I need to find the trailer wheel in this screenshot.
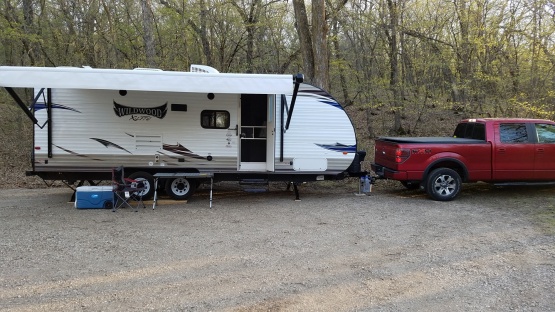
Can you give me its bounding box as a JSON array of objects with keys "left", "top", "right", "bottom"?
[
  {"left": 165, "top": 177, "right": 197, "bottom": 200},
  {"left": 425, "top": 168, "right": 461, "bottom": 201},
  {"left": 128, "top": 171, "right": 155, "bottom": 200}
]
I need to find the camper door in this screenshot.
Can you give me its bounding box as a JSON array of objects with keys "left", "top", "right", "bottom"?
[{"left": 238, "top": 94, "right": 275, "bottom": 171}]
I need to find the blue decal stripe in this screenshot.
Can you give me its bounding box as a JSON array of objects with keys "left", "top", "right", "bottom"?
[
  {"left": 298, "top": 90, "right": 343, "bottom": 110},
  {"left": 35, "top": 103, "right": 81, "bottom": 113},
  {"left": 316, "top": 143, "right": 356, "bottom": 153},
  {"left": 319, "top": 100, "right": 343, "bottom": 109}
]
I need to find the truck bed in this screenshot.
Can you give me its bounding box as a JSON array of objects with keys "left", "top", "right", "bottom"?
[{"left": 377, "top": 137, "right": 486, "bottom": 144}]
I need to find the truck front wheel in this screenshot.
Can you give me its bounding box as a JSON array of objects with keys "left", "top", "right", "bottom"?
[{"left": 425, "top": 168, "right": 461, "bottom": 201}]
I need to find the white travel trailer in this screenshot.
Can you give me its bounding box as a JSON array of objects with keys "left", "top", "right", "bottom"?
[{"left": 0, "top": 65, "right": 366, "bottom": 200}]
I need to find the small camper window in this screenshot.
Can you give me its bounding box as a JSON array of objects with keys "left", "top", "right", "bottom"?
[{"left": 201, "top": 110, "right": 230, "bottom": 129}]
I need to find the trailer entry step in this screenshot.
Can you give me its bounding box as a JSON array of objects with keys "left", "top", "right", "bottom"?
[{"left": 239, "top": 179, "right": 269, "bottom": 193}]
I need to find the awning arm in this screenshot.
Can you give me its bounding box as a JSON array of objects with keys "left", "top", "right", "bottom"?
[
  {"left": 280, "top": 94, "right": 286, "bottom": 162},
  {"left": 4, "top": 87, "right": 39, "bottom": 125},
  {"left": 284, "top": 74, "right": 303, "bottom": 130}
]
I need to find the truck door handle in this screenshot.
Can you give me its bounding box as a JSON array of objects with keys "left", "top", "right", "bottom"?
[
  {"left": 497, "top": 148, "right": 506, "bottom": 153},
  {"left": 537, "top": 148, "right": 545, "bottom": 153}
]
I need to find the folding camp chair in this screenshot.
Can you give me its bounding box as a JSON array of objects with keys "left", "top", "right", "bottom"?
[{"left": 112, "top": 166, "right": 147, "bottom": 212}]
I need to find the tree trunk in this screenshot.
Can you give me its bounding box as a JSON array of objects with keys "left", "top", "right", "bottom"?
[
  {"left": 331, "top": 19, "right": 351, "bottom": 106},
  {"left": 386, "top": 0, "right": 403, "bottom": 134},
  {"left": 141, "top": 0, "right": 156, "bottom": 68},
  {"left": 311, "top": 0, "right": 329, "bottom": 90},
  {"left": 292, "top": 0, "right": 314, "bottom": 83},
  {"left": 198, "top": 0, "right": 213, "bottom": 67},
  {"left": 455, "top": 0, "right": 471, "bottom": 105},
  {"left": 22, "top": 0, "right": 36, "bottom": 65},
  {"left": 246, "top": 0, "right": 261, "bottom": 73},
  {"left": 230, "top": 0, "right": 262, "bottom": 73}
]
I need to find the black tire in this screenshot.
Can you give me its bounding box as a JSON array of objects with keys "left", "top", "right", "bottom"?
[
  {"left": 127, "top": 171, "right": 155, "bottom": 200},
  {"left": 165, "top": 177, "right": 197, "bottom": 200},
  {"left": 425, "top": 168, "right": 461, "bottom": 201},
  {"left": 400, "top": 181, "right": 421, "bottom": 190},
  {"left": 103, "top": 200, "right": 113, "bottom": 209}
]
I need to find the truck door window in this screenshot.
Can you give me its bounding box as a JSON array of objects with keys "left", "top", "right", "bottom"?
[
  {"left": 499, "top": 123, "right": 528, "bottom": 143},
  {"left": 535, "top": 124, "right": 555, "bottom": 143}
]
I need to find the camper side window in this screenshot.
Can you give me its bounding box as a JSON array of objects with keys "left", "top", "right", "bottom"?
[{"left": 201, "top": 110, "right": 230, "bottom": 129}]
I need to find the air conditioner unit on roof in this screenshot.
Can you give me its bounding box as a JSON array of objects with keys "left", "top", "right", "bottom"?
[{"left": 190, "top": 64, "right": 219, "bottom": 73}]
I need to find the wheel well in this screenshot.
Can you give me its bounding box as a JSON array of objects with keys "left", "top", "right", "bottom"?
[{"left": 424, "top": 160, "right": 467, "bottom": 182}]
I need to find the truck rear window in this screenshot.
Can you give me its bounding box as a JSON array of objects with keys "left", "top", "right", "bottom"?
[{"left": 453, "top": 123, "right": 485, "bottom": 140}]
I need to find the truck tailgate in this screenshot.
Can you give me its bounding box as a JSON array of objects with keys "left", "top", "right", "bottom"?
[{"left": 373, "top": 139, "right": 403, "bottom": 169}]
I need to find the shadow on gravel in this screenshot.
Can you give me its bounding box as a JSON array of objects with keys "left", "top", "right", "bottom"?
[{"left": 377, "top": 181, "right": 555, "bottom": 235}]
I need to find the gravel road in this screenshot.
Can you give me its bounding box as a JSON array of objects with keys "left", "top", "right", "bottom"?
[{"left": 1, "top": 182, "right": 554, "bottom": 311}]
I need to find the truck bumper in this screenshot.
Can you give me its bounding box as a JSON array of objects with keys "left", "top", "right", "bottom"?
[{"left": 371, "top": 163, "right": 408, "bottom": 180}]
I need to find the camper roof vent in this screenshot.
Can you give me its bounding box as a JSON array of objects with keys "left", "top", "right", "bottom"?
[{"left": 190, "top": 64, "right": 219, "bottom": 73}]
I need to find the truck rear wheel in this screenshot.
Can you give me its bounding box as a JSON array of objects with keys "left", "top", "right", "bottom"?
[
  {"left": 425, "top": 168, "right": 461, "bottom": 201},
  {"left": 165, "top": 177, "right": 197, "bottom": 200}
]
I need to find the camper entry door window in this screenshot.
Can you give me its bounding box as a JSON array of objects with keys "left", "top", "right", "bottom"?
[{"left": 240, "top": 94, "right": 267, "bottom": 163}]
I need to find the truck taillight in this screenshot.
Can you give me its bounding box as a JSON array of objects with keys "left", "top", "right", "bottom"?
[{"left": 395, "top": 148, "right": 410, "bottom": 163}]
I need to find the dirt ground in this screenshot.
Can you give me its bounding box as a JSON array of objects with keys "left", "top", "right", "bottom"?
[{"left": 1, "top": 181, "right": 554, "bottom": 311}]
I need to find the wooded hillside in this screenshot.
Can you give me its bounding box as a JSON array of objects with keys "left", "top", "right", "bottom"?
[{"left": 1, "top": 0, "right": 554, "bottom": 186}]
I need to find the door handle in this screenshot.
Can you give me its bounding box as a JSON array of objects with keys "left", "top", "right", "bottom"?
[
  {"left": 497, "top": 148, "right": 506, "bottom": 153},
  {"left": 228, "top": 125, "right": 238, "bottom": 136}
]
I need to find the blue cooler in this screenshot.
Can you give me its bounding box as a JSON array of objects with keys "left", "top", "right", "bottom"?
[{"left": 75, "top": 186, "right": 114, "bottom": 209}]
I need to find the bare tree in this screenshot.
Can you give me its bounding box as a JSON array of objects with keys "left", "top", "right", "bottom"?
[
  {"left": 329, "top": 0, "right": 351, "bottom": 106},
  {"left": 141, "top": 0, "right": 157, "bottom": 68},
  {"left": 229, "top": 0, "right": 262, "bottom": 73},
  {"left": 22, "top": 0, "right": 36, "bottom": 65},
  {"left": 160, "top": 0, "right": 213, "bottom": 66},
  {"left": 292, "top": 0, "right": 314, "bottom": 82},
  {"left": 311, "top": 0, "right": 329, "bottom": 90},
  {"left": 385, "top": 0, "right": 404, "bottom": 134}
]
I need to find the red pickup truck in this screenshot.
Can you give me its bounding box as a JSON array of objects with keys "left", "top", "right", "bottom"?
[{"left": 371, "top": 118, "right": 555, "bottom": 201}]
